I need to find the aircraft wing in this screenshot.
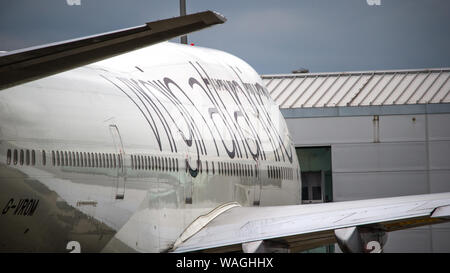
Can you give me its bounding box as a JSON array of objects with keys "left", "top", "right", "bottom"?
[
  {"left": 171, "top": 192, "right": 450, "bottom": 253},
  {"left": 0, "top": 10, "right": 226, "bottom": 90}
]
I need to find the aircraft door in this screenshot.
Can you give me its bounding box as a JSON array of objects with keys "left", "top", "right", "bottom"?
[{"left": 109, "top": 124, "right": 126, "bottom": 200}]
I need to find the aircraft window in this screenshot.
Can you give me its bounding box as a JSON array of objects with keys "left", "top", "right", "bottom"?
[
  {"left": 31, "top": 150, "right": 36, "bottom": 166},
  {"left": 112, "top": 154, "right": 116, "bottom": 168},
  {"left": 87, "top": 153, "right": 91, "bottom": 167},
  {"left": 117, "top": 154, "right": 120, "bottom": 169},
  {"left": 168, "top": 158, "right": 172, "bottom": 171},
  {"left": 7, "top": 149, "right": 11, "bottom": 165},
  {"left": 158, "top": 157, "right": 161, "bottom": 171},
  {"left": 106, "top": 153, "right": 110, "bottom": 168},
  {"left": 72, "top": 151, "right": 76, "bottom": 166},
  {"left": 94, "top": 153, "right": 98, "bottom": 168},
  {"left": 51, "top": 151, "right": 55, "bottom": 166},
  {"left": 63, "top": 151, "right": 67, "bottom": 166},
  {"left": 25, "top": 149, "right": 30, "bottom": 165},
  {"left": 131, "top": 155, "right": 134, "bottom": 169},
  {"left": 143, "top": 156, "right": 147, "bottom": 170},
  {"left": 13, "top": 149, "right": 18, "bottom": 165},
  {"left": 41, "top": 150, "right": 46, "bottom": 166},
  {"left": 250, "top": 165, "right": 253, "bottom": 177},
  {"left": 212, "top": 161, "right": 215, "bottom": 175},
  {"left": 164, "top": 157, "right": 167, "bottom": 172},
  {"left": 150, "top": 156, "right": 154, "bottom": 170},
  {"left": 101, "top": 153, "right": 105, "bottom": 168},
  {"left": 67, "top": 151, "right": 71, "bottom": 166},
  {"left": 176, "top": 158, "right": 179, "bottom": 172},
  {"left": 56, "top": 151, "right": 60, "bottom": 166},
  {"left": 19, "top": 150, "right": 24, "bottom": 165}
]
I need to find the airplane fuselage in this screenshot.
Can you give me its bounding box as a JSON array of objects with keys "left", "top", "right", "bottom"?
[{"left": 0, "top": 42, "right": 300, "bottom": 252}]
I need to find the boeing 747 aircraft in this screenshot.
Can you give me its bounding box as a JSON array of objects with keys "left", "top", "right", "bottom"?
[{"left": 0, "top": 11, "right": 449, "bottom": 253}]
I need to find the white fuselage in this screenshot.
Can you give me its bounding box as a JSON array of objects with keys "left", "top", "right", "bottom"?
[{"left": 0, "top": 42, "right": 300, "bottom": 252}]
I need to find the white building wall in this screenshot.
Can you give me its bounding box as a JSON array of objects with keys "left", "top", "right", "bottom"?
[{"left": 285, "top": 113, "right": 450, "bottom": 252}]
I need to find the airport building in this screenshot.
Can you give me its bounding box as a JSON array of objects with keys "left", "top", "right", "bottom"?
[{"left": 262, "top": 68, "right": 450, "bottom": 252}]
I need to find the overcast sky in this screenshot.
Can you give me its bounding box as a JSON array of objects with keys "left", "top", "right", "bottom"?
[{"left": 1, "top": 0, "right": 449, "bottom": 74}]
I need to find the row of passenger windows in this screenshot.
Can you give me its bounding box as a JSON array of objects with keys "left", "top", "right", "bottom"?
[
  {"left": 215, "top": 161, "right": 257, "bottom": 178},
  {"left": 268, "top": 166, "right": 293, "bottom": 180},
  {"left": 50, "top": 150, "right": 123, "bottom": 169},
  {"left": 131, "top": 154, "right": 179, "bottom": 172},
  {"left": 6, "top": 148, "right": 123, "bottom": 169},
  {"left": 5, "top": 148, "right": 294, "bottom": 180},
  {"left": 6, "top": 149, "right": 37, "bottom": 166}
]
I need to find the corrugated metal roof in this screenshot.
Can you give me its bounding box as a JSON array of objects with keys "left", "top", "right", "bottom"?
[{"left": 261, "top": 68, "right": 450, "bottom": 109}]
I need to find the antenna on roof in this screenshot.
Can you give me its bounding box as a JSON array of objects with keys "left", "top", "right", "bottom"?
[{"left": 180, "top": 0, "right": 188, "bottom": 44}]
